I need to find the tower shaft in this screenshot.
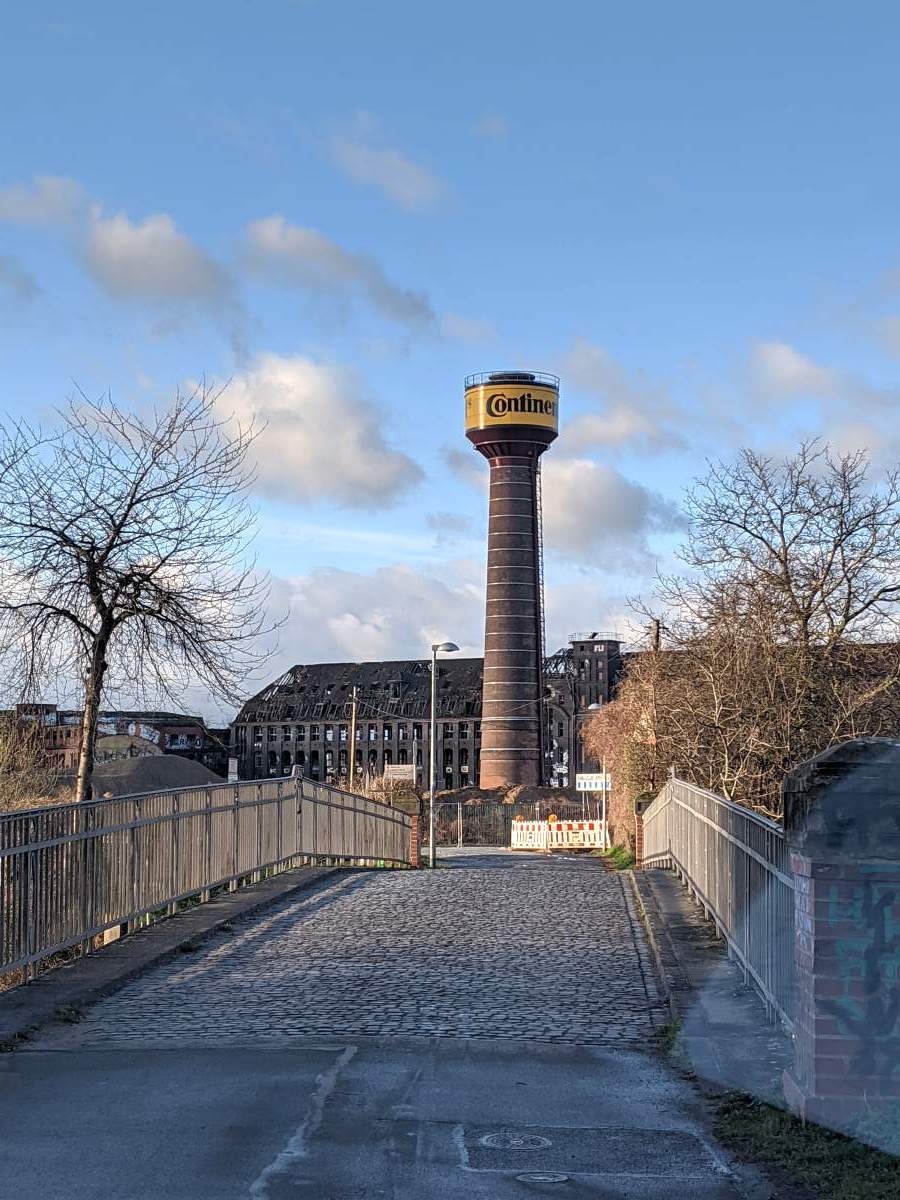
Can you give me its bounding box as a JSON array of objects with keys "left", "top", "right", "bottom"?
[
  {"left": 480, "top": 448, "right": 546, "bottom": 789},
  {"left": 464, "top": 370, "right": 560, "bottom": 792}
]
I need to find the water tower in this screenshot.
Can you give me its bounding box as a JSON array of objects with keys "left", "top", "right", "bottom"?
[{"left": 465, "top": 370, "right": 559, "bottom": 789}]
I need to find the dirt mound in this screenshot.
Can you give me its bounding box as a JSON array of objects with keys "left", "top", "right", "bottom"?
[
  {"left": 437, "top": 783, "right": 580, "bottom": 806},
  {"left": 91, "top": 754, "right": 223, "bottom": 797}
]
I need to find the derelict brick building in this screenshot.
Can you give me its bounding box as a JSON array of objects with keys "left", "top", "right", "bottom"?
[{"left": 230, "top": 632, "right": 621, "bottom": 789}]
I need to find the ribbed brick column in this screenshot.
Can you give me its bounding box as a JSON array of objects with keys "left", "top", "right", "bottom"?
[
  {"left": 781, "top": 739, "right": 900, "bottom": 1135},
  {"left": 479, "top": 451, "right": 544, "bottom": 789}
]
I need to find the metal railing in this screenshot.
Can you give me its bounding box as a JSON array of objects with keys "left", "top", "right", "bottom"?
[
  {"left": 642, "top": 778, "right": 795, "bottom": 1029},
  {"left": 0, "top": 776, "right": 412, "bottom": 973}
]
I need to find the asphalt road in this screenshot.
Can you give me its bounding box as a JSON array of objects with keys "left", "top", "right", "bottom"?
[{"left": 1, "top": 851, "right": 751, "bottom": 1198}]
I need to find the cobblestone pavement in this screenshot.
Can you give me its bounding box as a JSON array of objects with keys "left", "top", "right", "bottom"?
[{"left": 40, "top": 850, "right": 666, "bottom": 1049}]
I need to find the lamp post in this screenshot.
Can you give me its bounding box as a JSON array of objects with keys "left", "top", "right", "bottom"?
[
  {"left": 429, "top": 641, "right": 459, "bottom": 868},
  {"left": 583, "top": 702, "right": 603, "bottom": 827}
]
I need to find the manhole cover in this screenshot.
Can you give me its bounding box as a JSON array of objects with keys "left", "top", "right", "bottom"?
[
  {"left": 481, "top": 1131, "right": 552, "bottom": 1151},
  {"left": 516, "top": 1172, "right": 569, "bottom": 1183}
]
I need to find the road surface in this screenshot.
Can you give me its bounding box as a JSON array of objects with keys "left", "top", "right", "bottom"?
[{"left": 1, "top": 850, "right": 751, "bottom": 1198}]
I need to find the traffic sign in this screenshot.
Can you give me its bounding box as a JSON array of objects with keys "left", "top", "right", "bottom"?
[{"left": 575, "top": 772, "right": 611, "bottom": 793}]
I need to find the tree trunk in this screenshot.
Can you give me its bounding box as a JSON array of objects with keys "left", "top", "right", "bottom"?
[{"left": 74, "top": 628, "right": 111, "bottom": 805}]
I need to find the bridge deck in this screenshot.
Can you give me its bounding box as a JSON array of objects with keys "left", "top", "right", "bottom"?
[{"left": 2, "top": 850, "right": 748, "bottom": 1198}]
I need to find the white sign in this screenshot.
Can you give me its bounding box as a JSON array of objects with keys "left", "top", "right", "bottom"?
[
  {"left": 384, "top": 763, "right": 416, "bottom": 783},
  {"left": 576, "top": 772, "right": 611, "bottom": 793},
  {"left": 227, "top": 756, "right": 239, "bottom": 783}
]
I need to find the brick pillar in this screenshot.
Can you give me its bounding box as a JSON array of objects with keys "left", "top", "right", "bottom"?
[
  {"left": 408, "top": 814, "right": 421, "bottom": 868},
  {"left": 782, "top": 738, "right": 900, "bottom": 1131},
  {"left": 633, "top": 793, "right": 653, "bottom": 869}
]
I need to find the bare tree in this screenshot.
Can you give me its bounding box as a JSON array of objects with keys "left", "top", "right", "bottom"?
[
  {"left": 0, "top": 385, "right": 273, "bottom": 803},
  {"left": 586, "top": 442, "right": 900, "bottom": 817},
  {"left": 0, "top": 715, "right": 62, "bottom": 812}
]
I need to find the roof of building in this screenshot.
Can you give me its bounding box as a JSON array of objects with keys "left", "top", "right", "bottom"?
[
  {"left": 236, "top": 658, "right": 487, "bottom": 724},
  {"left": 233, "top": 646, "right": 605, "bottom": 725}
]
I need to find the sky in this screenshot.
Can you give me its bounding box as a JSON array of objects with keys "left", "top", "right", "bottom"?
[{"left": 1, "top": 3, "right": 900, "bottom": 719}]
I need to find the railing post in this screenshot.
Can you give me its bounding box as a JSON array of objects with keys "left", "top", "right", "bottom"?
[
  {"left": 128, "top": 798, "right": 142, "bottom": 934},
  {"left": 201, "top": 788, "right": 212, "bottom": 903},
  {"left": 407, "top": 814, "right": 421, "bottom": 868},
  {"left": 229, "top": 784, "right": 239, "bottom": 892},
  {"left": 633, "top": 793, "right": 653, "bottom": 869},
  {"left": 167, "top": 793, "right": 180, "bottom": 916}
]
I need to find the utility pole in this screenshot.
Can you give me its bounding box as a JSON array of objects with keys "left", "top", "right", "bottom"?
[
  {"left": 429, "top": 641, "right": 459, "bottom": 869},
  {"left": 650, "top": 617, "right": 661, "bottom": 652},
  {"left": 348, "top": 685, "right": 358, "bottom": 791}
]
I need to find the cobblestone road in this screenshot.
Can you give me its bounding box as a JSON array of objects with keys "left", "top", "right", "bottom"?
[{"left": 42, "top": 850, "right": 665, "bottom": 1049}]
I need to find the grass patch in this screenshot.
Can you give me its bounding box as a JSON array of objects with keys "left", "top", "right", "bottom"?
[
  {"left": 652, "top": 1016, "right": 683, "bottom": 1055},
  {"left": 595, "top": 844, "right": 635, "bottom": 870},
  {"left": 713, "top": 1091, "right": 900, "bottom": 1200},
  {"left": 55, "top": 1005, "right": 83, "bottom": 1025}
]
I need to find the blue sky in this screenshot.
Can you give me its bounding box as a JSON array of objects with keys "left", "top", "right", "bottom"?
[{"left": 2, "top": 3, "right": 900, "bottom": 716}]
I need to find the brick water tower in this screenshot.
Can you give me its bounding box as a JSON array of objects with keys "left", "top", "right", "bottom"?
[{"left": 465, "top": 371, "right": 559, "bottom": 788}]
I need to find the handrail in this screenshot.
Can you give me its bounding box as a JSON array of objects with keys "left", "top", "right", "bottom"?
[
  {"left": 641, "top": 777, "right": 795, "bottom": 1030},
  {"left": 0, "top": 774, "right": 413, "bottom": 975}
]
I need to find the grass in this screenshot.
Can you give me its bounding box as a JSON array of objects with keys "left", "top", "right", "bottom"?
[
  {"left": 652, "top": 1015, "right": 683, "bottom": 1055},
  {"left": 713, "top": 1091, "right": 900, "bottom": 1200},
  {"left": 593, "top": 844, "right": 636, "bottom": 870}
]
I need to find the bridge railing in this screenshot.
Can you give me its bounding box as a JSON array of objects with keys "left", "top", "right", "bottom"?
[
  {"left": 642, "top": 777, "right": 795, "bottom": 1029},
  {"left": 0, "top": 776, "right": 412, "bottom": 974}
]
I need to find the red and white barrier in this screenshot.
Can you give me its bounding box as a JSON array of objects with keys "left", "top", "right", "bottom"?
[{"left": 511, "top": 819, "right": 607, "bottom": 851}]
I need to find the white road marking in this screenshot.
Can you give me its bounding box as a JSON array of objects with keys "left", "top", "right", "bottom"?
[{"left": 248, "top": 1044, "right": 357, "bottom": 1198}]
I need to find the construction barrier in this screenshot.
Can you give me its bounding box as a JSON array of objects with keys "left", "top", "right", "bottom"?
[{"left": 510, "top": 818, "right": 606, "bottom": 851}]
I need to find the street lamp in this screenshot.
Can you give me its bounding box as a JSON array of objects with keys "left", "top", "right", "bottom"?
[
  {"left": 429, "top": 640, "right": 459, "bottom": 868},
  {"left": 584, "top": 702, "right": 607, "bottom": 846}
]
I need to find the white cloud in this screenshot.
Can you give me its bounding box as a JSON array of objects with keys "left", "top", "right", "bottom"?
[
  {"left": 750, "top": 339, "right": 900, "bottom": 464},
  {"left": 219, "top": 353, "right": 424, "bottom": 509},
  {"left": 263, "top": 561, "right": 484, "bottom": 669},
  {"left": 559, "top": 338, "right": 687, "bottom": 453},
  {"left": 0, "top": 254, "right": 39, "bottom": 303},
  {"left": 243, "top": 215, "right": 434, "bottom": 327},
  {"left": 84, "top": 210, "right": 230, "bottom": 303},
  {"left": 0, "top": 175, "right": 86, "bottom": 225},
  {"left": 442, "top": 445, "right": 488, "bottom": 491},
  {"left": 473, "top": 110, "right": 509, "bottom": 138},
  {"left": 329, "top": 132, "right": 443, "bottom": 211},
  {"left": 425, "top": 511, "right": 476, "bottom": 547},
  {"left": 752, "top": 340, "right": 837, "bottom": 395},
  {"left": 542, "top": 457, "right": 681, "bottom": 565},
  {"left": 439, "top": 312, "right": 495, "bottom": 344}
]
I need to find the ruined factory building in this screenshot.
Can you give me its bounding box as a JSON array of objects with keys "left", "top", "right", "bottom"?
[{"left": 231, "top": 634, "right": 621, "bottom": 789}]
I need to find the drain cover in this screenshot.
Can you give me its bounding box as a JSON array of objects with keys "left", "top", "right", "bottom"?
[
  {"left": 516, "top": 1173, "right": 569, "bottom": 1183},
  {"left": 466, "top": 1124, "right": 713, "bottom": 1175},
  {"left": 480, "top": 1131, "right": 552, "bottom": 1150}
]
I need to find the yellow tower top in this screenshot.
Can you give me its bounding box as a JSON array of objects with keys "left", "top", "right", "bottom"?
[{"left": 465, "top": 370, "right": 559, "bottom": 440}]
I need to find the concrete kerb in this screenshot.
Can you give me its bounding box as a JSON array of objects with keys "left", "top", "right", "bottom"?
[
  {"left": 0, "top": 864, "right": 341, "bottom": 1050},
  {"left": 627, "top": 868, "right": 692, "bottom": 1021}
]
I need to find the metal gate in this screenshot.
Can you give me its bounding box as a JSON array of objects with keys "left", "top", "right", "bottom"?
[{"left": 426, "top": 799, "right": 595, "bottom": 847}]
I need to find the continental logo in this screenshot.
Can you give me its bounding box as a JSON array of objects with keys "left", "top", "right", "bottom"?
[{"left": 465, "top": 384, "right": 559, "bottom": 432}]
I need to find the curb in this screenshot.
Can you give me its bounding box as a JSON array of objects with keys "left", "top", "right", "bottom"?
[
  {"left": 626, "top": 869, "right": 691, "bottom": 1019},
  {"left": 0, "top": 864, "right": 341, "bottom": 1049}
]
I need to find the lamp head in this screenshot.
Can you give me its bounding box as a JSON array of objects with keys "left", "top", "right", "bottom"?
[{"left": 431, "top": 641, "right": 460, "bottom": 653}]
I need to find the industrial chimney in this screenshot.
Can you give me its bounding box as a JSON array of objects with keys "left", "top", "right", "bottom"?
[{"left": 465, "top": 370, "right": 559, "bottom": 789}]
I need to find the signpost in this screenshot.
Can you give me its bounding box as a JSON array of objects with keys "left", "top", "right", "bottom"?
[
  {"left": 574, "top": 771, "right": 611, "bottom": 848},
  {"left": 384, "top": 763, "right": 416, "bottom": 784},
  {"left": 575, "top": 772, "right": 611, "bottom": 792}
]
